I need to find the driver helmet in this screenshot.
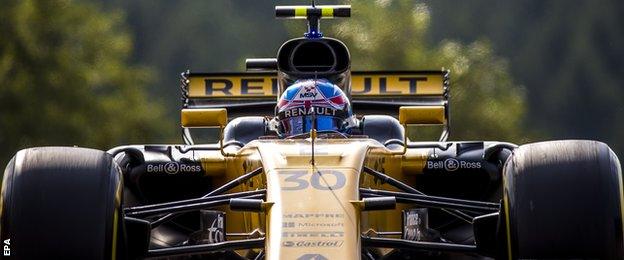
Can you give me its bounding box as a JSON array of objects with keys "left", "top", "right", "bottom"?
[{"left": 275, "top": 79, "right": 355, "bottom": 137}]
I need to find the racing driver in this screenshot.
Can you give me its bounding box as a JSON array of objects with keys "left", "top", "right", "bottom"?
[{"left": 272, "top": 79, "right": 357, "bottom": 137}]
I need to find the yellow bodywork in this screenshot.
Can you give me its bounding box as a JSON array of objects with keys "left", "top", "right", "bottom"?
[
  {"left": 180, "top": 108, "right": 228, "bottom": 128},
  {"left": 399, "top": 106, "right": 446, "bottom": 125},
  {"left": 196, "top": 138, "right": 430, "bottom": 260}
]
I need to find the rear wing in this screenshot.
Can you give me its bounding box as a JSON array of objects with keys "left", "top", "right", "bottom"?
[{"left": 180, "top": 70, "right": 449, "bottom": 117}]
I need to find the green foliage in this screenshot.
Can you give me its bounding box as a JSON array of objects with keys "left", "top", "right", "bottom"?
[
  {"left": 427, "top": 0, "right": 624, "bottom": 152},
  {"left": 328, "top": 0, "right": 527, "bottom": 141},
  {"left": 0, "top": 0, "right": 171, "bottom": 163},
  {"left": 101, "top": 0, "right": 292, "bottom": 116}
]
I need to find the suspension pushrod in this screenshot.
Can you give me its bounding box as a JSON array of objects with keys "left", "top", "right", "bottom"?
[
  {"left": 127, "top": 194, "right": 264, "bottom": 218},
  {"left": 150, "top": 167, "right": 263, "bottom": 226},
  {"left": 363, "top": 193, "right": 498, "bottom": 213},
  {"left": 362, "top": 236, "right": 477, "bottom": 253},
  {"left": 146, "top": 237, "right": 265, "bottom": 258},
  {"left": 362, "top": 166, "right": 474, "bottom": 223},
  {"left": 205, "top": 167, "right": 264, "bottom": 197},
  {"left": 125, "top": 189, "right": 266, "bottom": 215},
  {"left": 360, "top": 188, "right": 499, "bottom": 212}
]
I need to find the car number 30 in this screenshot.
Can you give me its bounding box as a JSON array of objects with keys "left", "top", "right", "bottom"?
[{"left": 280, "top": 170, "right": 346, "bottom": 191}]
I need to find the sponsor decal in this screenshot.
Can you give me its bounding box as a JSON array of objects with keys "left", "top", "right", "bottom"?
[
  {"left": 282, "top": 231, "right": 344, "bottom": 238},
  {"left": 282, "top": 222, "right": 295, "bottom": 228},
  {"left": 145, "top": 162, "right": 202, "bottom": 175},
  {"left": 283, "top": 106, "right": 337, "bottom": 118},
  {"left": 206, "top": 214, "right": 225, "bottom": 244},
  {"left": 188, "top": 73, "right": 445, "bottom": 97},
  {"left": 283, "top": 240, "right": 344, "bottom": 248},
  {"left": 282, "top": 222, "right": 344, "bottom": 228},
  {"left": 444, "top": 158, "right": 460, "bottom": 171},
  {"left": 300, "top": 222, "right": 344, "bottom": 228},
  {"left": 191, "top": 76, "right": 278, "bottom": 97},
  {"left": 164, "top": 162, "right": 179, "bottom": 174},
  {"left": 282, "top": 213, "right": 345, "bottom": 219},
  {"left": 299, "top": 91, "right": 317, "bottom": 99},
  {"left": 296, "top": 85, "right": 320, "bottom": 100},
  {"left": 297, "top": 254, "right": 329, "bottom": 260},
  {"left": 403, "top": 211, "right": 424, "bottom": 241},
  {"left": 426, "top": 158, "right": 481, "bottom": 171}
]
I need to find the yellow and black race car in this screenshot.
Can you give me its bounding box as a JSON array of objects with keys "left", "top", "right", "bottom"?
[{"left": 2, "top": 3, "right": 622, "bottom": 260}]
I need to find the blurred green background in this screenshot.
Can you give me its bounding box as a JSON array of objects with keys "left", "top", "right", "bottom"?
[{"left": 1, "top": 0, "right": 623, "bottom": 164}]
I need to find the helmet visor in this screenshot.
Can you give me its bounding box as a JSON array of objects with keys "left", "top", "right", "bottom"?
[{"left": 280, "top": 115, "right": 344, "bottom": 137}]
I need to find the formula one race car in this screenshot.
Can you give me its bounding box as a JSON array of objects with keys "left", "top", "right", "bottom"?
[{"left": 2, "top": 4, "right": 623, "bottom": 260}]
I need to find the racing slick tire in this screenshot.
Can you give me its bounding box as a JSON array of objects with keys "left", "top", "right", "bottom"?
[
  {"left": 1, "top": 147, "right": 123, "bottom": 259},
  {"left": 502, "top": 140, "right": 623, "bottom": 259}
]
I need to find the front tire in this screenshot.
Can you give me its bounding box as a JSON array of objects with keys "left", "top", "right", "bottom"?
[
  {"left": 502, "top": 140, "right": 624, "bottom": 259},
  {"left": 1, "top": 147, "right": 123, "bottom": 259}
]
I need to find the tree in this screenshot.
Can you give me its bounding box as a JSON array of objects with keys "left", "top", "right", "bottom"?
[
  {"left": 0, "top": 0, "right": 171, "bottom": 164},
  {"left": 427, "top": 0, "right": 624, "bottom": 153},
  {"left": 101, "top": 0, "right": 292, "bottom": 117},
  {"left": 326, "top": 0, "right": 527, "bottom": 141}
]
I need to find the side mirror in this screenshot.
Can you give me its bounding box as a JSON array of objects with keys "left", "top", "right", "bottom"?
[
  {"left": 181, "top": 108, "right": 228, "bottom": 128},
  {"left": 398, "top": 105, "right": 449, "bottom": 145},
  {"left": 399, "top": 106, "right": 446, "bottom": 125},
  {"left": 180, "top": 108, "right": 232, "bottom": 156}
]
